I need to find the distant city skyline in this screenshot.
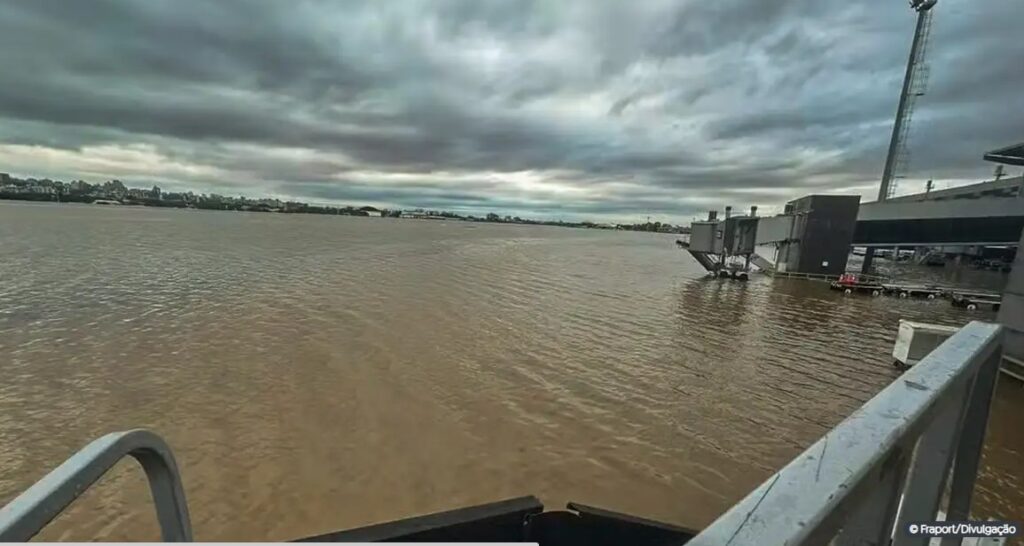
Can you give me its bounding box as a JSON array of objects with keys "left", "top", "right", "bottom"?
[
  {"left": 0, "top": 1, "right": 1021, "bottom": 223},
  {"left": 0, "top": 170, "right": 686, "bottom": 232}
]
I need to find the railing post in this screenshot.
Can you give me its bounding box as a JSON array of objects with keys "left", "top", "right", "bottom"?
[
  {"left": 834, "top": 448, "right": 910, "bottom": 546},
  {"left": 685, "top": 321, "right": 1002, "bottom": 546},
  {"left": 939, "top": 346, "right": 1001, "bottom": 546},
  {"left": 891, "top": 380, "right": 972, "bottom": 546},
  {"left": 133, "top": 446, "right": 193, "bottom": 542}
]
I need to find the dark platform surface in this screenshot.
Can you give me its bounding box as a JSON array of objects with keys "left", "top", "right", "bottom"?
[{"left": 295, "top": 496, "right": 697, "bottom": 545}]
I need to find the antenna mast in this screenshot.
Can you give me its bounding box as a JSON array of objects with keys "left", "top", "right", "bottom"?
[{"left": 878, "top": 0, "right": 938, "bottom": 201}]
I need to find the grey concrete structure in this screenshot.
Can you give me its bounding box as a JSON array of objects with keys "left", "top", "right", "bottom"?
[
  {"left": 854, "top": 177, "right": 1024, "bottom": 247},
  {"left": 858, "top": 197, "right": 1023, "bottom": 220},
  {"left": 997, "top": 229, "right": 1024, "bottom": 365},
  {"left": 986, "top": 142, "right": 1024, "bottom": 370},
  {"left": 773, "top": 195, "right": 861, "bottom": 276},
  {"left": 883, "top": 175, "right": 1023, "bottom": 203}
]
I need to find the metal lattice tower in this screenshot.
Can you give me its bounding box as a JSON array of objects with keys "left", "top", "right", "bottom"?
[{"left": 878, "top": 0, "right": 938, "bottom": 201}]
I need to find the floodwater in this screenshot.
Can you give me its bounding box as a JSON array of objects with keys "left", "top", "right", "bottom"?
[{"left": 1, "top": 201, "right": 1021, "bottom": 541}]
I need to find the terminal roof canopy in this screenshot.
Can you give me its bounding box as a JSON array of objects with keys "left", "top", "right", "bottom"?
[{"left": 984, "top": 142, "right": 1024, "bottom": 166}]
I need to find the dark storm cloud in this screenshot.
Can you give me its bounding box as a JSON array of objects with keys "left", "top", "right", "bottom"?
[
  {"left": 0, "top": 0, "right": 1021, "bottom": 221},
  {"left": 645, "top": 0, "right": 821, "bottom": 59}
]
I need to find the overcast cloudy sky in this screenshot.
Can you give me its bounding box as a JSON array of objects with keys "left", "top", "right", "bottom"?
[{"left": 0, "top": 0, "right": 1021, "bottom": 221}]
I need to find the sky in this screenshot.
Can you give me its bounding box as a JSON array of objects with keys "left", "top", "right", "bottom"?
[{"left": 0, "top": 0, "right": 1021, "bottom": 223}]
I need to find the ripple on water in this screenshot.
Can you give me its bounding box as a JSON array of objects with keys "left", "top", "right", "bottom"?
[{"left": 0, "top": 202, "right": 1020, "bottom": 539}]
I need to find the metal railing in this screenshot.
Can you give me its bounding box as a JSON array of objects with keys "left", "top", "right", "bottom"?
[
  {"left": 769, "top": 270, "right": 894, "bottom": 285},
  {"left": 689, "top": 320, "right": 1003, "bottom": 546},
  {"left": 0, "top": 429, "right": 193, "bottom": 542}
]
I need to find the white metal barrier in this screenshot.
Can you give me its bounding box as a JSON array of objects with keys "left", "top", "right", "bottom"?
[
  {"left": 689, "top": 320, "right": 1003, "bottom": 546},
  {"left": 0, "top": 429, "right": 192, "bottom": 541}
]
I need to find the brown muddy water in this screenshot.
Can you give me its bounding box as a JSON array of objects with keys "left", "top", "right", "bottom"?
[{"left": 1, "top": 201, "right": 1021, "bottom": 540}]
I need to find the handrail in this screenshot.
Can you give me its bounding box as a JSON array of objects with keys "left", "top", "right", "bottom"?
[
  {"left": 0, "top": 429, "right": 193, "bottom": 542},
  {"left": 688, "top": 320, "right": 1003, "bottom": 546},
  {"left": 770, "top": 270, "right": 893, "bottom": 284}
]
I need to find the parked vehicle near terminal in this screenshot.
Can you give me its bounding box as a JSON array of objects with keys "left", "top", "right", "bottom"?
[
  {"left": 971, "top": 259, "right": 1012, "bottom": 273},
  {"left": 831, "top": 275, "right": 943, "bottom": 299},
  {"left": 952, "top": 292, "right": 1002, "bottom": 311},
  {"left": 887, "top": 284, "right": 944, "bottom": 299},
  {"left": 830, "top": 273, "right": 885, "bottom": 296}
]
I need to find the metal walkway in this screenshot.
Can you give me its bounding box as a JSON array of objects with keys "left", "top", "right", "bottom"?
[
  {"left": 748, "top": 253, "right": 774, "bottom": 273},
  {"left": 676, "top": 240, "right": 774, "bottom": 275}
]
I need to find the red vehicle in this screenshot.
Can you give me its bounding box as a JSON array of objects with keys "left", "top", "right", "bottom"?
[{"left": 831, "top": 273, "right": 886, "bottom": 296}]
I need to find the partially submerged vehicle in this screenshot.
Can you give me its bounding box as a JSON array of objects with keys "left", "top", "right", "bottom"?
[{"left": 952, "top": 292, "right": 1003, "bottom": 311}]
